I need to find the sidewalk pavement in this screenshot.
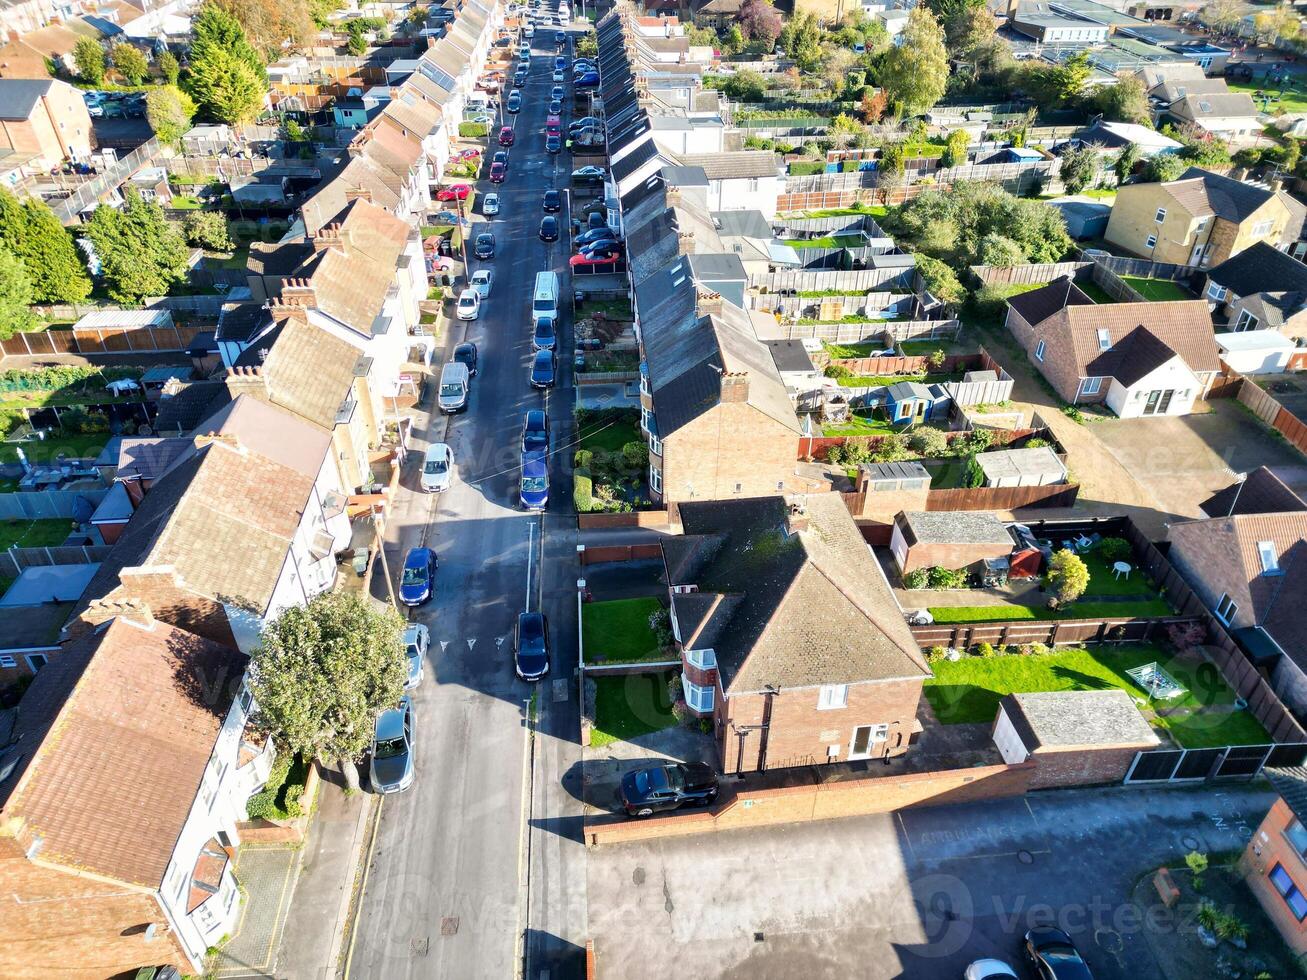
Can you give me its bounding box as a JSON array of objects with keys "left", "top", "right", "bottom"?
[
  {"left": 212, "top": 846, "right": 300, "bottom": 979},
  {"left": 273, "top": 777, "right": 376, "bottom": 980}
]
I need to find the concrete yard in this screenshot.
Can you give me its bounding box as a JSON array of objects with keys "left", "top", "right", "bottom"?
[{"left": 586, "top": 783, "right": 1274, "bottom": 980}]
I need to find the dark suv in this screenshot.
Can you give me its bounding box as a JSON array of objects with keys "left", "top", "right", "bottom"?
[{"left": 619, "top": 763, "right": 719, "bottom": 817}]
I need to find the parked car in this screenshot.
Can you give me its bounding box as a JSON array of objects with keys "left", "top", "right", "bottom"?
[
  {"left": 1023, "top": 928, "right": 1093, "bottom": 980},
  {"left": 551, "top": 85, "right": 565, "bottom": 100},
  {"left": 573, "top": 221, "right": 613, "bottom": 242},
  {"left": 530, "top": 348, "right": 556, "bottom": 388},
  {"left": 453, "top": 341, "right": 479, "bottom": 377},
  {"left": 576, "top": 71, "right": 600, "bottom": 87},
  {"left": 554, "top": 56, "right": 567, "bottom": 70},
  {"left": 538, "top": 215, "right": 559, "bottom": 241},
  {"left": 521, "top": 408, "right": 549, "bottom": 452},
  {"left": 457, "top": 288, "right": 481, "bottom": 320},
  {"left": 576, "top": 237, "right": 618, "bottom": 255},
  {"left": 403, "top": 624, "right": 429, "bottom": 689},
  {"left": 507, "top": 90, "right": 523, "bottom": 113},
  {"left": 619, "top": 762, "right": 718, "bottom": 817},
  {"left": 420, "top": 442, "right": 454, "bottom": 492},
  {"left": 370, "top": 697, "right": 415, "bottom": 793},
  {"left": 546, "top": 113, "right": 562, "bottom": 134},
  {"left": 493, "top": 149, "right": 510, "bottom": 165},
  {"left": 490, "top": 161, "right": 507, "bottom": 183},
  {"left": 549, "top": 98, "right": 563, "bottom": 115},
  {"left": 552, "top": 68, "right": 565, "bottom": 83},
  {"left": 570, "top": 251, "right": 620, "bottom": 268},
  {"left": 482, "top": 192, "right": 501, "bottom": 216},
  {"left": 436, "top": 183, "right": 471, "bottom": 201},
  {"left": 498, "top": 126, "right": 515, "bottom": 146},
  {"left": 545, "top": 135, "right": 561, "bottom": 154},
  {"left": 471, "top": 268, "right": 494, "bottom": 298},
  {"left": 532, "top": 315, "right": 556, "bottom": 350},
  {"left": 474, "top": 232, "right": 496, "bottom": 259},
  {"left": 399, "top": 547, "right": 437, "bottom": 606},
  {"left": 542, "top": 189, "right": 561, "bottom": 212},
  {"left": 514, "top": 610, "right": 550, "bottom": 677},
  {"left": 964, "top": 961, "right": 1018, "bottom": 980}
]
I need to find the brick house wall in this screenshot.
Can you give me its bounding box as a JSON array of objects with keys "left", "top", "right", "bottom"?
[
  {"left": 1004, "top": 305, "right": 1086, "bottom": 404},
  {"left": 895, "top": 539, "right": 1012, "bottom": 574},
  {"left": 717, "top": 677, "right": 923, "bottom": 774},
  {"left": 657, "top": 401, "right": 800, "bottom": 503},
  {"left": 1240, "top": 797, "right": 1307, "bottom": 957},
  {"left": 1212, "top": 197, "right": 1293, "bottom": 266},
  {"left": 1027, "top": 744, "right": 1151, "bottom": 789},
  {"left": 0, "top": 838, "right": 189, "bottom": 979}
]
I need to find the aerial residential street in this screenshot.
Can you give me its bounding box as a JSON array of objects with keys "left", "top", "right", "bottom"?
[{"left": 344, "top": 11, "right": 590, "bottom": 980}]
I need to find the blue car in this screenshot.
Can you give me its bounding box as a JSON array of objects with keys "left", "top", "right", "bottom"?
[
  {"left": 399, "top": 547, "right": 437, "bottom": 606},
  {"left": 520, "top": 450, "right": 549, "bottom": 510},
  {"left": 576, "top": 71, "right": 600, "bottom": 87}
]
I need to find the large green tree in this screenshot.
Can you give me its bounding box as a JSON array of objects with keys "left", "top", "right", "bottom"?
[
  {"left": 0, "top": 246, "right": 36, "bottom": 340},
  {"left": 0, "top": 189, "right": 91, "bottom": 305},
  {"left": 72, "top": 37, "right": 105, "bottom": 86},
  {"left": 1059, "top": 143, "right": 1101, "bottom": 194},
  {"left": 250, "top": 591, "right": 407, "bottom": 791},
  {"left": 185, "top": 3, "right": 268, "bottom": 124},
  {"left": 213, "top": 0, "right": 316, "bottom": 59},
  {"left": 83, "top": 190, "right": 190, "bottom": 302},
  {"left": 111, "top": 43, "right": 149, "bottom": 85},
  {"left": 877, "top": 7, "right": 949, "bottom": 115},
  {"left": 145, "top": 85, "right": 197, "bottom": 145},
  {"left": 1089, "top": 73, "right": 1152, "bottom": 127}
]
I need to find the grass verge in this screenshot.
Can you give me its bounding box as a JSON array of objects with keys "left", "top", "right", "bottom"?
[
  {"left": 583, "top": 598, "right": 665, "bottom": 665},
  {"left": 590, "top": 671, "right": 678, "bottom": 747}
]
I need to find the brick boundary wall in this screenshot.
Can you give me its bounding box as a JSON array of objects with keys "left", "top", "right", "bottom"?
[{"left": 584, "top": 761, "right": 1036, "bottom": 846}]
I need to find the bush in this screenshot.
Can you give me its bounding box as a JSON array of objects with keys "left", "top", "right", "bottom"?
[
  {"left": 908, "top": 426, "right": 948, "bottom": 458},
  {"left": 903, "top": 567, "right": 929, "bottom": 590},
  {"left": 621, "top": 440, "right": 648, "bottom": 469},
  {"left": 1062, "top": 405, "right": 1085, "bottom": 424},
  {"left": 1024, "top": 437, "right": 1049, "bottom": 449},
  {"left": 573, "top": 468, "right": 593, "bottom": 512},
  {"left": 926, "top": 645, "right": 948, "bottom": 663},
  {"left": 1094, "top": 537, "right": 1131, "bottom": 563},
  {"left": 824, "top": 364, "right": 853, "bottom": 380},
  {"left": 1167, "top": 620, "right": 1206, "bottom": 652},
  {"left": 458, "top": 122, "right": 488, "bottom": 138},
  {"left": 872, "top": 433, "right": 909, "bottom": 463},
  {"left": 927, "top": 566, "right": 969, "bottom": 589},
  {"left": 963, "top": 455, "right": 985, "bottom": 488},
  {"left": 973, "top": 641, "right": 995, "bottom": 658},
  {"left": 574, "top": 449, "right": 593, "bottom": 469},
  {"left": 1048, "top": 549, "right": 1089, "bottom": 603},
  {"left": 57, "top": 407, "right": 110, "bottom": 434},
  {"left": 245, "top": 751, "right": 292, "bottom": 821}
]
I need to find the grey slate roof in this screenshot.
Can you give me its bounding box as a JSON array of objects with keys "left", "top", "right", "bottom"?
[
  {"left": 765, "top": 339, "right": 815, "bottom": 373},
  {"left": 1001, "top": 690, "right": 1160, "bottom": 749},
  {"left": 0, "top": 78, "right": 53, "bottom": 120},
  {"left": 1006, "top": 276, "right": 1094, "bottom": 326},
  {"left": 1200, "top": 466, "right": 1307, "bottom": 518},
  {"left": 663, "top": 494, "right": 929, "bottom": 693},
  {"left": 897, "top": 510, "right": 1012, "bottom": 545},
  {"left": 1267, "top": 767, "right": 1307, "bottom": 823},
  {"left": 1207, "top": 242, "right": 1307, "bottom": 297}
]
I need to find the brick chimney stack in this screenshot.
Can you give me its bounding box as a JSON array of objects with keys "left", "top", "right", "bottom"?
[
  {"left": 225, "top": 363, "right": 268, "bottom": 399},
  {"left": 312, "top": 222, "right": 350, "bottom": 252},
  {"left": 193, "top": 432, "right": 247, "bottom": 455},
  {"left": 696, "top": 290, "right": 722, "bottom": 316},
  {"left": 664, "top": 185, "right": 682, "bottom": 209},
  {"left": 785, "top": 498, "right": 810, "bottom": 533},
  {"left": 719, "top": 370, "right": 749, "bottom": 403},
  {"left": 677, "top": 230, "right": 696, "bottom": 256},
  {"left": 81, "top": 598, "right": 156, "bottom": 631},
  {"left": 278, "top": 277, "right": 318, "bottom": 309}
]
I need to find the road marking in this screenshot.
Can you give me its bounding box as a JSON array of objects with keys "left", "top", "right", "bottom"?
[
  {"left": 440, "top": 640, "right": 450, "bottom": 652},
  {"left": 525, "top": 520, "right": 535, "bottom": 612},
  {"left": 341, "top": 795, "right": 385, "bottom": 980},
  {"left": 515, "top": 694, "right": 535, "bottom": 980},
  {"left": 467, "top": 638, "right": 477, "bottom": 650}
]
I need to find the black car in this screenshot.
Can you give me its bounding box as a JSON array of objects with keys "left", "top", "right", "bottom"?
[
  {"left": 538, "top": 215, "right": 559, "bottom": 241},
  {"left": 530, "top": 348, "right": 556, "bottom": 388},
  {"left": 1023, "top": 928, "right": 1093, "bottom": 980},
  {"left": 507, "top": 90, "right": 522, "bottom": 112},
  {"left": 453, "top": 341, "right": 478, "bottom": 377},
  {"left": 546, "top": 134, "right": 561, "bottom": 154},
  {"left": 521, "top": 408, "right": 549, "bottom": 452},
  {"left": 532, "top": 315, "right": 556, "bottom": 350},
  {"left": 514, "top": 611, "right": 550, "bottom": 681},
  {"left": 542, "top": 189, "right": 561, "bottom": 212},
  {"left": 549, "top": 99, "right": 563, "bottom": 114},
  {"left": 619, "top": 762, "right": 718, "bottom": 817},
  {"left": 493, "top": 149, "right": 509, "bottom": 165},
  {"left": 554, "top": 30, "right": 566, "bottom": 44},
  {"left": 474, "top": 232, "right": 496, "bottom": 259}
]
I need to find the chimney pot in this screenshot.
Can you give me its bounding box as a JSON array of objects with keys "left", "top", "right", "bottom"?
[
  {"left": 696, "top": 290, "right": 722, "bottom": 316},
  {"left": 719, "top": 370, "right": 749, "bottom": 403}
]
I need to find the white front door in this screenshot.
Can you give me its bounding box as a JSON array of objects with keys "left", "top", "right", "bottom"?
[
  {"left": 1189, "top": 241, "right": 1205, "bottom": 265},
  {"left": 848, "top": 724, "right": 888, "bottom": 760}
]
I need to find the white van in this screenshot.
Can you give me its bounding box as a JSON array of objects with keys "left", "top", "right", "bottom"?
[
  {"left": 438, "top": 361, "right": 470, "bottom": 414},
  {"left": 532, "top": 271, "right": 559, "bottom": 321}
]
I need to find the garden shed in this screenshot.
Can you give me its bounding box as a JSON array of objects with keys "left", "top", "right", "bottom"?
[
  {"left": 1214, "top": 330, "right": 1297, "bottom": 376},
  {"left": 862, "top": 460, "right": 931, "bottom": 492},
  {"left": 1051, "top": 200, "right": 1111, "bottom": 240},
  {"left": 885, "top": 381, "right": 948, "bottom": 422},
  {"left": 992, "top": 690, "right": 1160, "bottom": 789},
  {"left": 890, "top": 510, "right": 1013, "bottom": 574},
  {"left": 975, "top": 446, "right": 1068, "bottom": 488}
]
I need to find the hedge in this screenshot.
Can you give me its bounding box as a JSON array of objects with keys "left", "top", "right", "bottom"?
[
  {"left": 788, "top": 161, "right": 826, "bottom": 176},
  {"left": 458, "top": 122, "right": 488, "bottom": 138},
  {"left": 574, "top": 467, "right": 594, "bottom": 513}
]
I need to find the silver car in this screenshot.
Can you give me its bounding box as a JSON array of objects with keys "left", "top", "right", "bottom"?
[
  {"left": 403, "top": 624, "right": 429, "bottom": 688},
  {"left": 370, "top": 697, "right": 415, "bottom": 793}
]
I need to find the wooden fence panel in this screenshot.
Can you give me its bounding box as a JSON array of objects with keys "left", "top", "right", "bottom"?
[
  {"left": 923, "top": 483, "right": 1080, "bottom": 512},
  {"left": 969, "top": 262, "right": 1092, "bottom": 287}
]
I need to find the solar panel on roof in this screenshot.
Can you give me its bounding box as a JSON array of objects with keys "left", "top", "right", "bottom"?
[{"left": 420, "top": 62, "right": 457, "bottom": 90}]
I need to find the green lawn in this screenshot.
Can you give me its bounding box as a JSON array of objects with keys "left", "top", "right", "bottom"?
[
  {"left": 821, "top": 412, "right": 901, "bottom": 437},
  {"left": 837, "top": 371, "right": 962, "bottom": 387},
  {"left": 0, "top": 433, "right": 111, "bottom": 464},
  {"left": 898, "top": 339, "right": 967, "bottom": 358},
  {"left": 583, "top": 598, "right": 666, "bottom": 665},
  {"left": 1227, "top": 79, "right": 1307, "bottom": 115},
  {"left": 578, "top": 411, "right": 641, "bottom": 453},
  {"left": 823, "top": 341, "right": 881, "bottom": 358},
  {"left": 923, "top": 644, "right": 1270, "bottom": 749},
  {"left": 780, "top": 234, "right": 866, "bottom": 250},
  {"left": 1120, "top": 277, "right": 1193, "bottom": 302},
  {"left": 1077, "top": 551, "right": 1160, "bottom": 600},
  {"left": 925, "top": 459, "right": 966, "bottom": 489},
  {"left": 795, "top": 205, "right": 889, "bottom": 219},
  {"left": 927, "top": 598, "right": 1175, "bottom": 623},
  {"left": 590, "top": 671, "right": 678, "bottom": 748},
  {"left": 1077, "top": 281, "right": 1117, "bottom": 304},
  {"left": 209, "top": 245, "right": 250, "bottom": 270},
  {"left": 0, "top": 518, "right": 72, "bottom": 551}
]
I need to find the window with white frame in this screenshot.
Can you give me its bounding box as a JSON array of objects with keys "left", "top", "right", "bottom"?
[
  {"left": 1206, "top": 280, "right": 1226, "bottom": 301},
  {"left": 817, "top": 684, "right": 848, "bottom": 710},
  {"left": 1234, "top": 309, "right": 1260, "bottom": 331},
  {"left": 1081, "top": 376, "right": 1102, "bottom": 395},
  {"left": 683, "top": 677, "right": 714, "bottom": 712},
  {"left": 1155, "top": 207, "right": 1166, "bottom": 223},
  {"left": 0, "top": 655, "right": 14, "bottom": 669},
  {"left": 1096, "top": 328, "right": 1111, "bottom": 350},
  {"left": 1215, "top": 592, "right": 1238, "bottom": 625},
  {"left": 1146, "top": 234, "right": 1157, "bottom": 249},
  {"left": 1034, "top": 339, "right": 1046, "bottom": 362},
  {"left": 1252, "top": 219, "right": 1276, "bottom": 238},
  {"left": 685, "top": 648, "right": 717, "bottom": 670},
  {"left": 649, "top": 464, "right": 662, "bottom": 494},
  {"left": 1258, "top": 540, "right": 1281, "bottom": 575}
]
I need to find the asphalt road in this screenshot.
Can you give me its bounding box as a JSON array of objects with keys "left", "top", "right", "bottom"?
[{"left": 347, "top": 15, "right": 588, "bottom": 980}]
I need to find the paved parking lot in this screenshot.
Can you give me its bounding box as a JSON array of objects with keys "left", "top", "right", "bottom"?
[
  {"left": 1088, "top": 400, "right": 1307, "bottom": 521},
  {"left": 586, "top": 783, "right": 1274, "bottom": 980}
]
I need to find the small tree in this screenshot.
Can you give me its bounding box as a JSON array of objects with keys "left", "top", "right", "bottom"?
[
  {"left": 112, "top": 43, "right": 149, "bottom": 86},
  {"left": 1047, "top": 549, "right": 1089, "bottom": 604},
  {"left": 73, "top": 37, "right": 105, "bottom": 86},
  {"left": 145, "top": 85, "right": 196, "bottom": 146},
  {"left": 0, "top": 246, "right": 36, "bottom": 341},
  {"left": 941, "top": 129, "right": 970, "bottom": 168},
  {"left": 250, "top": 591, "right": 408, "bottom": 792},
  {"left": 183, "top": 210, "right": 233, "bottom": 250},
  {"left": 1059, "top": 143, "right": 1100, "bottom": 195},
  {"left": 1185, "top": 850, "right": 1209, "bottom": 891},
  {"left": 158, "top": 49, "right": 181, "bottom": 85},
  {"left": 83, "top": 189, "right": 189, "bottom": 302},
  {"left": 908, "top": 425, "right": 948, "bottom": 457}
]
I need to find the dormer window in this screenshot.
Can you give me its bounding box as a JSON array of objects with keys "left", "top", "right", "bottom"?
[
  {"left": 1258, "top": 540, "right": 1281, "bottom": 575},
  {"left": 1097, "top": 329, "right": 1111, "bottom": 351}
]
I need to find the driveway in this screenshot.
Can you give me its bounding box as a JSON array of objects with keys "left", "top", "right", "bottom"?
[
  {"left": 586, "top": 783, "right": 1274, "bottom": 980},
  {"left": 1089, "top": 400, "right": 1307, "bottom": 523}
]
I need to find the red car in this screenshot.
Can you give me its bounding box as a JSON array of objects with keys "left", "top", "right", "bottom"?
[
  {"left": 546, "top": 114, "right": 561, "bottom": 134},
  {"left": 498, "top": 126, "right": 515, "bottom": 146},
  {"left": 570, "top": 252, "right": 621, "bottom": 267},
  {"left": 490, "top": 162, "right": 506, "bottom": 183},
  {"left": 451, "top": 148, "right": 481, "bottom": 162},
  {"left": 436, "top": 183, "right": 471, "bottom": 201}
]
